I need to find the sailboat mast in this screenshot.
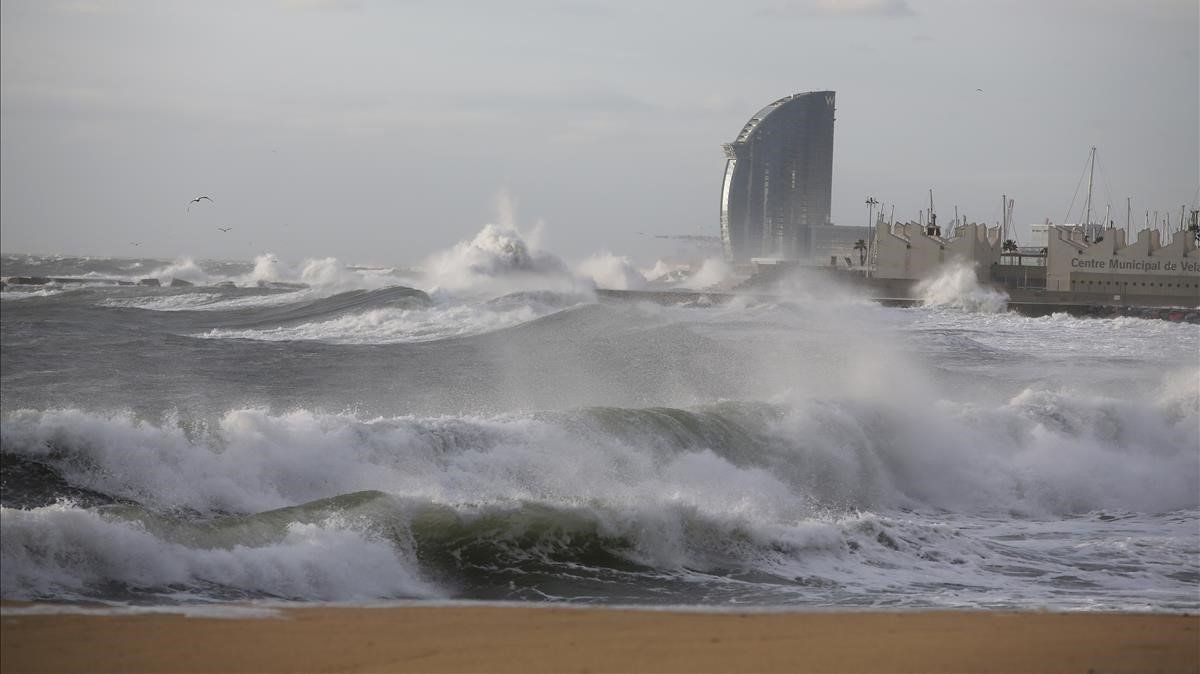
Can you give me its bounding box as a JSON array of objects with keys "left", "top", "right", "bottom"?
[
  {"left": 1002, "top": 194, "right": 1007, "bottom": 242},
  {"left": 928, "top": 189, "right": 936, "bottom": 235},
  {"left": 1084, "top": 146, "right": 1096, "bottom": 227}
]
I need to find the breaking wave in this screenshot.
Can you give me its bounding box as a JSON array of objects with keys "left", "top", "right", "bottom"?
[
  {"left": 2, "top": 388, "right": 1196, "bottom": 604},
  {"left": 421, "top": 224, "right": 580, "bottom": 295},
  {"left": 3, "top": 372, "right": 1194, "bottom": 518}
]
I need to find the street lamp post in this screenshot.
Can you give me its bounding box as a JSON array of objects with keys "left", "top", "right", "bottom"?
[{"left": 865, "top": 197, "right": 879, "bottom": 277}]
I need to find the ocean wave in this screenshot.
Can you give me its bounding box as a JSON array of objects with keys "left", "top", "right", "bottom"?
[
  {"left": 196, "top": 290, "right": 574, "bottom": 344},
  {"left": 907, "top": 303, "right": 1198, "bottom": 361},
  {"left": 0, "top": 287, "right": 70, "bottom": 301},
  {"left": 422, "top": 224, "right": 580, "bottom": 295},
  {"left": 3, "top": 493, "right": 1195, "bottom": 608},
  {"left": 3, "top": 376, "right": 1195, "bottom": 518},
  {"left": 0, "top": 499, "right": 438, "bottom": 602}
]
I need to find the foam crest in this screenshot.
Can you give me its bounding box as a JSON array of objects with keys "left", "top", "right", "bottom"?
[{"left": 0, "top": 503, "right": 438, "bottom": 601}]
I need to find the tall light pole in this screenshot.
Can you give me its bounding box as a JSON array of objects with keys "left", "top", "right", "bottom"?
[{"left": 865, "top": 197, "right": 879, "bottom": 277}]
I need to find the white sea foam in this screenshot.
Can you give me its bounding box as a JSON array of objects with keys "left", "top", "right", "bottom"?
[{"left": 0, "top": 602, "right": 283, "bottom": 619}]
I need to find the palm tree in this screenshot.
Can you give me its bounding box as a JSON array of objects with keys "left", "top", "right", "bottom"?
[{"left": 853, "top": 239, "right": 868, "bottom": 266}]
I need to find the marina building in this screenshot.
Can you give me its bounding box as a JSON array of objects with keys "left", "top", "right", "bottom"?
[
  {"left": 872, "top": 221, "right": 1002, "bottom": 283},
  {"left": 868, "top": 219, "right": 1200, "bottom": 305},
  {"left": 1043, "top": 226, "right": 1200, "bottom": 302},
  {"left": 720, "top": 91, "right": 836, "bottom": 265}
]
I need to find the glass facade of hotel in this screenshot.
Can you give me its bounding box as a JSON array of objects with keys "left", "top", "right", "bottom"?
[{"left": 720, "top": 91, "right": 835, "bottom": 264}]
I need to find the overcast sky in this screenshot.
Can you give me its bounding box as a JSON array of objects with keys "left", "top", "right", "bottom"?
[{"left": 1, "top": 0, "right": 1197, "bottom": 266}]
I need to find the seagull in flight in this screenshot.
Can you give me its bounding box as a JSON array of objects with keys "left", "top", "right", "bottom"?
[
  {"left": 217, "top": 227, "right": 232, "bottom": 232},
  {"left": 187, "top": 195, "right": 213, "bottom": 211},
  {"left": 975, "top": 88, "right": 984, "bottom": 93}
]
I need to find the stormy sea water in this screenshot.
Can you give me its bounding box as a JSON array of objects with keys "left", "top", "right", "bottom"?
[{"left": 2, "top": 228, "right": 1198, "bottom": 613}]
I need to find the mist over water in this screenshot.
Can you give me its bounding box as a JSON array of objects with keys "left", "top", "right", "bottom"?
[{"left": 1, "top": 227, "right": 1197, "bottom": 611}]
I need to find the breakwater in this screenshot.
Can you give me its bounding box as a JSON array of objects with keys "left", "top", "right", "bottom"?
[{"left": 594, "top": 289, "right": 1200, "bottom": 323}]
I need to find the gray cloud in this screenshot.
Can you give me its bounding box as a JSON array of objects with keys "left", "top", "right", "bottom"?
[
  {"left": 759, "top": 0, "right": 917, "bottom": 18},
  {"left": 276, "top": 0, "right": 364, "bottom": 11}
]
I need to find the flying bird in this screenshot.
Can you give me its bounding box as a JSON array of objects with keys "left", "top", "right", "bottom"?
[
  {"left": 975, "top": 88, "right": 984, "bottom": 93},
  {"left": 217, "top": 227, "right": 232, "bottom": 232},
  {"left": 187, "top": 195, "right": 213, "bottom": 211}
]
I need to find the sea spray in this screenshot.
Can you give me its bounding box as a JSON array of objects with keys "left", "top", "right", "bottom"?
[
  {"left": 422, "top": 224, "right": 577, "bottom": 294},
  {"left": 677, "top": 257, "right": 733, "bottom": 290},
  {"left": 916, "top": 262, "right": 1009, "bottom": 312},
  {"left": 576, "top": 252, "right": 648, "bottom": 290},
  {"left": 148, "top": 257, "right": 211, "bottom": 286}
]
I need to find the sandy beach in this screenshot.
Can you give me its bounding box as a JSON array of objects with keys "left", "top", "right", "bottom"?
[{"left": 2, "top": 604, "right": 1196, "bottom": 674}]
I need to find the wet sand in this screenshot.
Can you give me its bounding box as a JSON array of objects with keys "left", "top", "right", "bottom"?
[{"left": 2, "top": 604, "right": 1197, "bottom": 673}]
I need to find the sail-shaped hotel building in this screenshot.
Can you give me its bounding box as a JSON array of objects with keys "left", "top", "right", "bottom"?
[{"left": 720, "top": 91, "right": 836, "bottom": 264}]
